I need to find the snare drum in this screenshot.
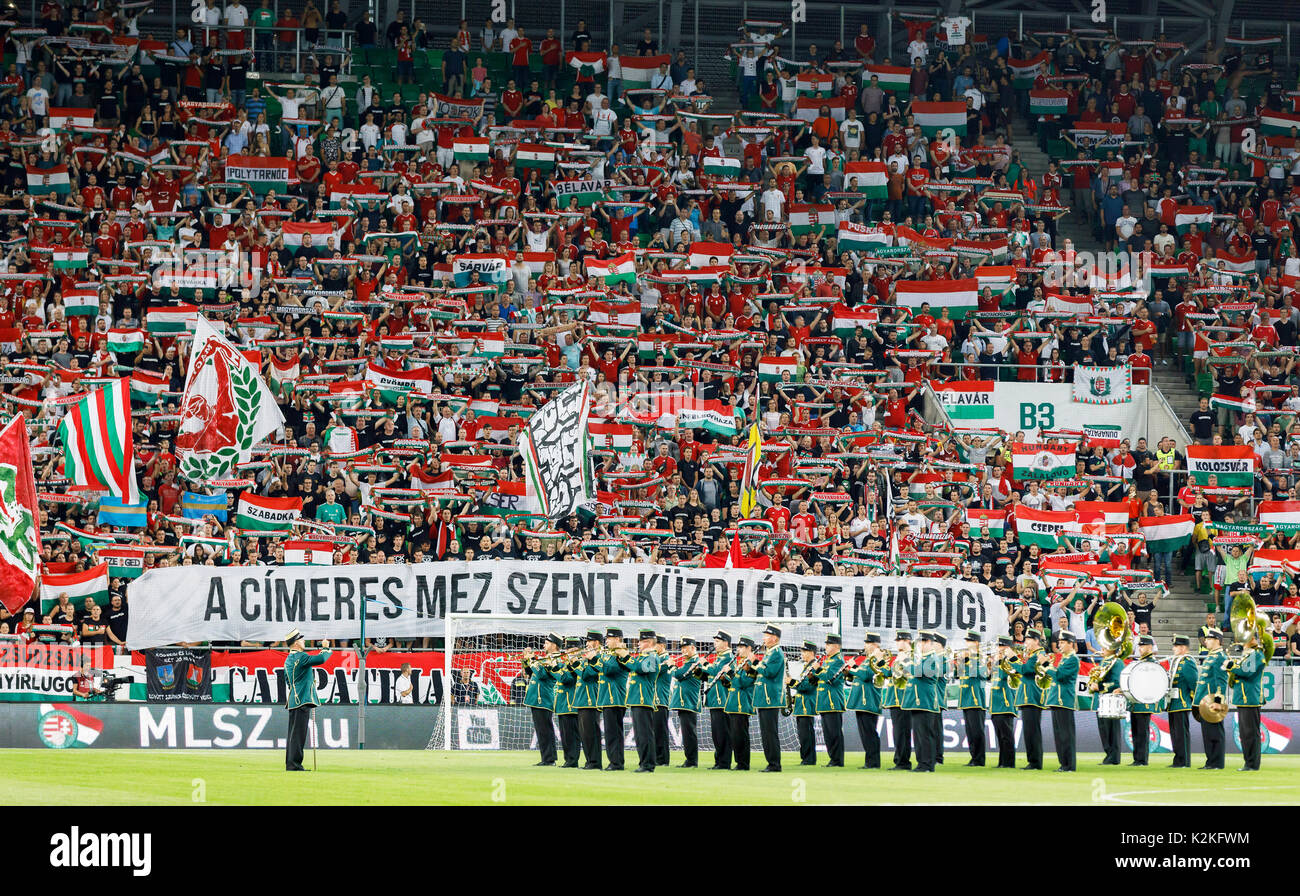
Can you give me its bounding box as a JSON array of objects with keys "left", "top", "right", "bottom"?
[
  {"left": 1097, "top": 692, "right": 1128, "bottom": 719},
  {"left": 1120, "top": 659, "right": 1171, "bottom": 706}
]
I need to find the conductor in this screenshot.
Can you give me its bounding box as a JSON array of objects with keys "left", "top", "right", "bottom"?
[{"left": 284, "top": 630, "right": 332, "bottom": 771}]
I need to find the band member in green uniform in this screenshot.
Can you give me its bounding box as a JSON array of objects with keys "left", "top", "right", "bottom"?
[
  {"left": 752, "top": 624, "right": 787, "bottom": 772},
  {"left": 905, "top": 631, "right": 939, "bottom": 773},
  {"left": 598, "top": 626, "right": 631, "bottom": 771},
  {"left": 520, "top": 633, "right": 562, "bottom": 766},
  {"left": 703, "top": 630, "right": 734, "bottom": 769},
  {"left": 846, "top": 633, "right": 884, "bottom": 768},
  {"left": 1227, "top": 630, "right": 1267, "bottom": 771},
  {"left": 555, "top": 636, "right": 581, "bottom": 767},
  {"left": 1126, "top": 635, "right": 1162, "bottom": 766},
  {"left": 1193, "top": 628, "right": 1229, "bottom": 769},
  {"left": 1015, "top": 629, "right": 1047, "bottom": 770},
  {"left": 816, "top": 634, "right": 846, "bottom": 766},
  {"left": 283, "top": 630, "right": 331, "bottom": 772},
  {"left": 789, "top": 640, "right": 819, "bottom": 765},
  {"left": 626, "top": 629, "right": 659, "bottom": 773},
  {"left": 573, "top": 629, "right": 604, "bottom": 769},
  {"left": 957, "top": 632, "right": 990, "bottom": 766},
  {"left": 722, "top": 636, "right": 757, "bottom": 770},
  {"left": 930, "top": 634, "right": 948, "bottom": 766},
  {"left": 669, "top": 637, "right": 703, "bottom": 767},
  {"left": 653, "top": 635, "right": 672, "bottom": 767},
  {"left": 990, "top": 636, "right": 1019, "bottom": 768},
  {"left": 1046, "top": 632, "right": 1080, "bottom": 772},
  {"left": 1088, "top": 641, "right": 1125, "bottom": 765},
  {"left": 1166, "top": 635, "right": 1199, "bottom": 768},
  {"left": 887, "top": 631, "right": 913, "bottom": 770}
]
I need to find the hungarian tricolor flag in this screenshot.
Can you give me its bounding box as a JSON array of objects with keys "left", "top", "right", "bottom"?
[
  {"left": 0, "top": 416, "right": 41, "bottom": 614},
  {"left": 40, "top": 563, "right": 109, "bottom": 614},
  {"left": 48, "top": 108, "right": 95, "bottom": 130},
  {"left": 1082, "top": 424, "right": 1122, "bottom": 449},
  {"left": 584, "top": 251, "right": 636, "bottom": 285},
  {"left": 1174, "top": 205, "right": 1213, "bottom": 234},
  {"left": 129, "top": 370, "right": 168, "bottom": 405},
  {"left": 1258, "top": 500, "right": 1300, "bottom": 532},
  {"left": 843, "top": 161, "right": 888, "bottom": 198},
  {"left": 1008, "top": 52, "right": 1050, "bottom": 88},
  {"left": 702, "top": 156, "right": 741, "bottom": 178},
  {"left": 688, "top": 241, "right": 733, "bottom": 268},
  {"left": 365, "top": 361, "right": 434, "bottom": 402},
  {"left": 1011, "top": 443, "right": 1076, "bottom": 480},
  {"left": 225, "top": 154, "right": 292, "bottom": 193},
  {"left": 837, "top": 221, "right": 891, "bottom": 252},
  {"left": 1139, "top": 514, "right": 1195, "bottom": 552},
  {"left": 26, "top": 164, "right": 71, "bottom": 196},
  {"left": 1074, "top": 501, "right": 1131, "bottom": 527},
  {"left": 235, "top": 494, "right": 302, "bottom": 530},
  {"left": 107, "top": 328, "right": 146, "bottom": 354},
  {"left": 1186, "top": 445, "right": 1255, "bottom": 487},
  {"left": 832, "top": 303, "right": 878, "bottom": 336},
  {"left": 965, "top": 508, "right": 1006, "bottom": 539},
  {"left": 282, "top": 221, "right": 343, "bottom": 248},
  {"left": 1215, "top": 250, "right": 1257, "bottom": 276},
  {"left": 1260, "top": 108, "right": 1300, "bottom": 135},
  {"left": 895, "top": 278, "right": 978, "bottom": 319},
  {"left": 619, "top": 54, "right": 668, "bottom": 88},
  {"left": 911, "top": 101, "right": 967, "bottom": 136},
  {"left": 53, "top": 250, "right": 89, "bottom": 272},
  {"left": 514, "top": 143, "right": 555, "bottom": 169},
  {"left": 864, "top": 64, "right": 911, "bottom": 97},
  {"left": 566, "top": 51, "right": 607, "bottom": 77},
  {"left": 1028, "top": 89, "right": 1069, "bottom": 116},
  {"left": 284, "top": 540, "right": 334, "bottom": 565},
  {"left": 146, "top": 304, "right": 199, "bottom": 334},
  {"left": 1012, "top": 506, "right": 1075, "bottom": 548},
  {"left": 61, "top": 287, "right": 98, "bottom": 315},
  {"left": 588, "top": 422, "right": 635, "bottom": 452},
  {"left": 96, "top": 546, "right": 145, "bottom": 580},
  {"left": 788, "top": 203, "right": 835, "bottom": 235},
  {"left": 974, "top": 264, "right": 1016, "bottom": 299},
  {"left": 454, "top": 136, "right": 489, "bottom": 161},
  {"left": 268, "top": 354, "right": 299, "bottom": 396},
  {"left": 758, "top": 355, "right": 800, "bottom": 382},
  {"left": 795, "top": 71, "right": 835, "bottom": 97},
  {"left": 57, "top": 378, "right": 140, "bottom": 503}
]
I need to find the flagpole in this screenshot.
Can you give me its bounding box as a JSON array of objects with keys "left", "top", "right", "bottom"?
[{"left": 358, "top": 610, "right": 366, "bottom": 750}]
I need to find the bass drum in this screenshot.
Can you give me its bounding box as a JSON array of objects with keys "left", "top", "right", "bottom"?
[{"left": 1120, "top": 659, "right": 1171, "bottom": 705}]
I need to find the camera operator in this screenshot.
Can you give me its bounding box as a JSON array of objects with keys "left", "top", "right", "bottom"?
[{"left": 73, "top": 660, "right": 107, "bottom": 701}]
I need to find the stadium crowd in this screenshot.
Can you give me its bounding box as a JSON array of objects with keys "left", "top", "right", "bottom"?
[{"left": 1, "top": 3, "right": 1299, "bottom": 662}]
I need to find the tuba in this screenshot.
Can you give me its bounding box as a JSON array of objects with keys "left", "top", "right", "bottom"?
[{"left": 1229, "top": 592, "right": 1276, "bottom": 668}]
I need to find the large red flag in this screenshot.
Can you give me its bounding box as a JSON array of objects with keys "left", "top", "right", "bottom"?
[
  {"left": 704, "top": 530, "right": 769, "bottom": 569},
  {"left": 0, "top": 416, "right": 42, "bottom": 613}
]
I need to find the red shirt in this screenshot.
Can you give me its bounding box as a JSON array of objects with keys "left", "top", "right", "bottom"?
[{"left": 511, "top": 37, "right": 532, "bottom": 67}]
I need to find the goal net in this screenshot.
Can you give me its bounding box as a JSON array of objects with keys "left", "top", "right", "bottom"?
[{"left": 428, "top": 614, "right": 840, "bottom": 753}]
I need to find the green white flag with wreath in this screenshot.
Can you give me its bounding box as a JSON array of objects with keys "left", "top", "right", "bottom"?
[{"left": 175, "top": 315, "right": 285, "bottom": 483}]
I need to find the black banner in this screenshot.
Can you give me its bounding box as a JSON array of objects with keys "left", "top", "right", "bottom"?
[{"left": 144, "top": 648, "right": 212, "bottom": 702}]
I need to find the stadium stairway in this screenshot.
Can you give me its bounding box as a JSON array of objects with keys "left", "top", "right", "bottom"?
[{"left": 1007, "top": 111, "right": 1213, "bottom": 642}]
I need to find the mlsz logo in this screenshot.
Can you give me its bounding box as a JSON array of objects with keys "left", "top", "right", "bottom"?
[{"left": 49, "top": 827, "right": 151, "bottom": 877}]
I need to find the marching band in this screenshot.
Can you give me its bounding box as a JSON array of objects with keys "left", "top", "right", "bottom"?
[{"left": 516, "top": 602, "right": 1276, "bottom": 773}]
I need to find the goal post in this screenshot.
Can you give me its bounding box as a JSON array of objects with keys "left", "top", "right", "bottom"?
[{"left": 429, "top": 614, "right": 840, "bottom": 753}]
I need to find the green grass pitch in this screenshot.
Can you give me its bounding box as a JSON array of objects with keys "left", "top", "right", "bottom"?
[{"left": 3, "top": 751, "right": 1300, "bottom": 805}]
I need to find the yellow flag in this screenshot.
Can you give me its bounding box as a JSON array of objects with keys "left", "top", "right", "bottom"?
[{"left": 739, "top": 423, "right": 762, "bottom": 519}]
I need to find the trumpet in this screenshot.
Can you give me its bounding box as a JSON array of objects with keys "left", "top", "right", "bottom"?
[
  {"left": 1034, "top": 652, "right": 1055, "bottom": 690},
  {"left": 997, "top": 651, "right": 1022, "bottom": 690},
  {"left": 869, "top": 653, "right": 892, "bottom": 687}
]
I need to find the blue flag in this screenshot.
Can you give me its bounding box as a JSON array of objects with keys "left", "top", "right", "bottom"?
[
  {"left": 181, "top": 491, "right": 228, "bottom": 521},
  {"left": 97, "top": 495, "right": 147, "bottom": 528}
]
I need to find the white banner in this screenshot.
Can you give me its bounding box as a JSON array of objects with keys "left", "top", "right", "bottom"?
[
  {"left": 928, "top": 382, "right": 1150, "bottom": 440},
  {"left": 1072, "top": 364, "right": 1132, "bottom": 405},
  {"left": 124, "top": 561, "right": 1008, "bottom": 650}
]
